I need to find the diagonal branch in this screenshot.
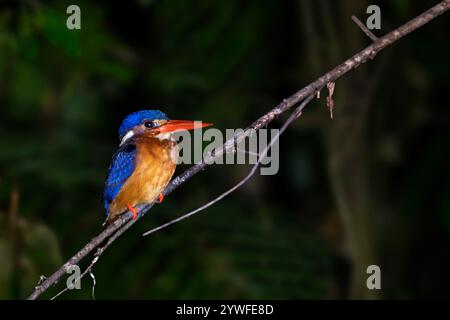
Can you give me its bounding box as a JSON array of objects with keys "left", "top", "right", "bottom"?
[{"left": 27, "top": 0, "right": 450, "bottom": 300}]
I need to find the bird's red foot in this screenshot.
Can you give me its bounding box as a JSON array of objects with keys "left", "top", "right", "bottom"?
[
  {"left": 156, "top": 193, "right": 164, "bottom": 203},
  {"left": 126, "top": 203, "right": 138, "bottom": 220}
]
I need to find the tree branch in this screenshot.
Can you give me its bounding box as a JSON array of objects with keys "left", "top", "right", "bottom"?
[
  {"left": 27, "top": 0, "right": 450, "bottom": 300},
  {"left": 351, "top": 15, "right": 379, "bottom": 42}
]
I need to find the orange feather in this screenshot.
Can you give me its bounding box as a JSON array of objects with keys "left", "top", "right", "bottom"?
[{"left": 107, "top": 137, "right": 177, "bottom": 223}]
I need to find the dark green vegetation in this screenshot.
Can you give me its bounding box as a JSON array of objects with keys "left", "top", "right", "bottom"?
[{"left": 0, "top": 0, "right": 449, "bottom": 299}]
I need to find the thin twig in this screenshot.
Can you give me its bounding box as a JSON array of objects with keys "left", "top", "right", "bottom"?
[
  {"left": 50, "top": 256, "right": 98, "bottom": 300},
  {"left": 143, "top": 95, "right": 314, "bottom": 237},
  {"left": 27, "top": 0, "right": 450, "bottom": 300},
  {"left": 326, "top": 82, "right": 335, "bottom": 119},
  {"left": 351, "top": 15, "right": 379, "bottom": 42},
  {"left": 89, "top": 270, "right": 96, "bottom": 300}
]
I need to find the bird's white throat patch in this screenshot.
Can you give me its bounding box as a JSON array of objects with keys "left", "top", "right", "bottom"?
[{"left": 120, "top": 130, "right": 134, "bottom": 146}]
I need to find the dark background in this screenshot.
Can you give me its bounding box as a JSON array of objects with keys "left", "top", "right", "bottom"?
[{"left": 0, "top": 0, "right": 449, "bottom": 299}]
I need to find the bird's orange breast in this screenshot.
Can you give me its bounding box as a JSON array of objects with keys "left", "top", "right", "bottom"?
[{"left": 107, "top": 137, "right": 177, "bottom": 222}]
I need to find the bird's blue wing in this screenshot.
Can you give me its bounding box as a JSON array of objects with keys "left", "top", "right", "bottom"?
[{"left": 103, "top": 144, "right": 136, "bottom": 214}]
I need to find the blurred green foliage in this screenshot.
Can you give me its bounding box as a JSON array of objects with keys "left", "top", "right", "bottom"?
[{"left": 0, "top": 0, "right": 450, "bottom": 299}]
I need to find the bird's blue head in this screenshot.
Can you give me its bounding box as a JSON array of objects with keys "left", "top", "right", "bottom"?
[{"left": 119, "top": 110, "right": 169, "bottom": 140}]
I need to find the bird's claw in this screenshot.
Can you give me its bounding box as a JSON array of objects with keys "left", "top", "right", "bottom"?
[{"left": 126, "top": 204, "right": 138, "bottom": 220}]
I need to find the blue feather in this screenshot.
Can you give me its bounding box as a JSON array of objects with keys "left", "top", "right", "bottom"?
[{"left": 103, "top": 144, "right": 137, "bottom": 214}]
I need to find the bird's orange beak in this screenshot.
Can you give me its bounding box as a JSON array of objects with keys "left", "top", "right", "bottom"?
[{"left": 158, "top": 120, "right": 213, "bottom": 133}]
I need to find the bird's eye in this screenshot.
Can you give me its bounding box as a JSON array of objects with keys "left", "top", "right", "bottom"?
[{"left": 144, "top": 120, "right": 155, "bottom": 129}]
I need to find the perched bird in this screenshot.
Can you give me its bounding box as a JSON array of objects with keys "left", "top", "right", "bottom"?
[{"left": 103, "top": 110, "right": 212, "bottom": 225}]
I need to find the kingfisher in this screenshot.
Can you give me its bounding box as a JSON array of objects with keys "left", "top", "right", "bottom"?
[{"left": 103, "top": 110, "right": 212, "bottom": 225}]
